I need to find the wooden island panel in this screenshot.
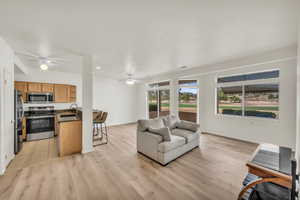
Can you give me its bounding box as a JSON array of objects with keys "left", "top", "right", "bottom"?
[{"left": 57, "top": 120, "right": 82, "bottom": 157}]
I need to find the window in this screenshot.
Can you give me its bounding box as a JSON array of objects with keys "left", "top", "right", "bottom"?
[
  {"left": 147, "top": 81, "right": 170, "bottom": 119},
  {"left": 178, "top": 80, "right": 198, "bottom": 122},
  {"left": 217, "top": 86, "right": 243, "bottom": 116},
  {"left": 244, "top": 84, "right": 279, "bottom": 118},
  {"left": 216, "top": 70, "right": 279, "bottom": 119}
]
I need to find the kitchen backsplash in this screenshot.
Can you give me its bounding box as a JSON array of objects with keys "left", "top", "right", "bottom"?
[{"left": 23, "top": 103, "right": 78, "bottom": 111}]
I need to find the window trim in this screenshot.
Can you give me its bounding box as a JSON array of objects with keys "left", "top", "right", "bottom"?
[{"left": 215, "top": 70, "right": 280, "bottom": 120}]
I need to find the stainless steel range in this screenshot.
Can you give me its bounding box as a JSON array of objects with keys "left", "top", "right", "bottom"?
[{"left": 26, "top": 106, "right": 55, "bottom": 141}]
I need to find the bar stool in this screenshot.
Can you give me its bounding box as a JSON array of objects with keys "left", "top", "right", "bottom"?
[
  {"left": 93, "top": 112, "right": 108, "bottom": 146},
  {"left": 93, "top": 111, "right": 103, "bottom": 136}
]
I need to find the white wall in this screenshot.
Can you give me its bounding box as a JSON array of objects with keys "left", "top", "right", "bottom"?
[
  {"left": 0, "top": 37, "right": 15, "bottom": 174},
  {"left": 15, "top": 69, "right": 82, "bottom": 109},
  {"left": 296, "top": 16, "right": 300, "bottom": 166},
  {"left": 93, "top": 76, "right": 137, "bottom": 126},
  {"left": 137, "top": 53, "right": 297, "bottom": 148}
]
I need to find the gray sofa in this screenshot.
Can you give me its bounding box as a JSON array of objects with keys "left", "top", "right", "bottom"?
[{"left": 137, "top": 115, "right": 200, "bottom": 165}]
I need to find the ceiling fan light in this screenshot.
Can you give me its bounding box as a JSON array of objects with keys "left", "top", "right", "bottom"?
[
  {"left": 40, "top": 64, "right": 48, "bottom": 71},
  {"left": 126, "top": 78, "right": 135, "bottom": 85}
]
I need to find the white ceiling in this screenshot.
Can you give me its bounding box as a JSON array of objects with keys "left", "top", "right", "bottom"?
[{"left": 0, "top": 0, "right": 298, "bottom": 79}]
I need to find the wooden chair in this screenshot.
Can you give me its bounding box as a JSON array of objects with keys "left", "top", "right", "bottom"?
[{"left": 93, "top": 112, "right": 108, "bottom": 146}]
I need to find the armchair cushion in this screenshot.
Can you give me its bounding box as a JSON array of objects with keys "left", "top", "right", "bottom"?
[
  {"left": 158, "top": 135, "right": 185, "bottom": 153},
  {"left": 176, "top": 120, "right": 199, "bottom": 132},
  {"left": 148, "top": 127, "right": 171, "bottom": 142},
  {"left": 172, "top": 128, "right": 199, "bottom": 143}
]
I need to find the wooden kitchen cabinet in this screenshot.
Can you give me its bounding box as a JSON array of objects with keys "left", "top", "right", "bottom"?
[
  {"left": 42, "top": 83, "right": 54, "bottom": 93},
  {"left": 27, "top": 82, "right": 42, "bottom": 92},
  {"left": 69, "top": 85, "right": 76, "bottom": 102},
  {"left": 54, "top": 84, "right": 69, "bottom": 103},
  {"left": 14, "top": 81, "right": 27, "bottom": 101},
  {"left": 15, "top": 81, "right": 77, "bottom": 103},
  {"left": 57, "top": 120, "right": 82, "bottom": 157},
  {"left": 22, "top": 117, "right": 26, "bottom": 140}
]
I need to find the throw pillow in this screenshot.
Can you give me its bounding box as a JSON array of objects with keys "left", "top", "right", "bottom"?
[
  {"left": 163, "top": 115, "right": 180, "bottom": 129},
  {"left": 148, "top": 127, "right": 171, "bottom": 142},
  {"left": 138, "top": 118, "right": 165, "bottom": 131},
  {"left": 176, "top": 120, "right": 199, "bottom": 132}
]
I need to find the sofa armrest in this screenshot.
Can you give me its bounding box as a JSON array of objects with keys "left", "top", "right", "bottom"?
[{"left": 137, "top": 131, "right": 163, "bottom": 158}]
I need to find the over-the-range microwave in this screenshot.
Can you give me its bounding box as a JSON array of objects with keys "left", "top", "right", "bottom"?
[{"left": 27, "top": 93, "right": 54, "bottom": 103}]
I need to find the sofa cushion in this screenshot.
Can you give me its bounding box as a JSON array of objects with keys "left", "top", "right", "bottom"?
[
  {"left": 148, "top": 127, "right": 171, "bottom": 142},
  {"left": 176, "top": 120, "right": 199, "bottom": 132},
  {"left": 138, "top": 118, "right": 165, "bottom": 131},
  {"left": 158, "top": 135, "right": 185, "bottom": 153},
  {"left": 172, "top": 128, "right": 199, "bottom": 143},
  {"left": 163, "top": 115, "right": 180, "bottom": 129}
]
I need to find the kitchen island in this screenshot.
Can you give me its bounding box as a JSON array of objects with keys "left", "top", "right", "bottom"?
[
  {"left": 56, "top": 110, "right": 82, "bottom": 157},
  {"left": 55, "top": 108, "right": 100, "bottom": 157}
]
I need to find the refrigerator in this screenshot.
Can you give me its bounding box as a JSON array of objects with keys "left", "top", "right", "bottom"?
[{"left": 14, "top": 89, "right": 24, "bottom": 154}]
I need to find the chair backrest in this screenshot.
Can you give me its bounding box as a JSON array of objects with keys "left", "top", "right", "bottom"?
[
  {"left": 93, "top": 111, "right": 103, "bottom": 121},
  {"left": 99, "top": 112, "right": 108, "bottom": 123}
]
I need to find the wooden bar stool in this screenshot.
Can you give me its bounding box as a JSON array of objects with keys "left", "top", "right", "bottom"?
[
  {"left": 93, "top": 111, "right": 103, "bottom": 136},
  {"left": 93, "top": 112, "right": 108, "bottom": 146}
]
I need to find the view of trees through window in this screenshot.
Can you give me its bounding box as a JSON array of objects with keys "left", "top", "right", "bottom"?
[
  {"left": 217, "top": 70, "right": 279, "bottom": 119},
  {"left": 217, "top": 84, "right": 279, "bottom": 119},
  {"left": 179, "top": 87, "right": 198, "bottom": 122},
  {"left": 159, "top": 90, "right": 170, "bottom": 117},
  {"left": 217, "top": 86, "right": 243, "bottom": 116},
  {"left": 148, "top": 90, "right": 158, "bottom": 119},
  {"left": 245, "top": 84, "right": 279, "bottom": 119},
  {"left": 148, "top": 89, "right": 170, "bottom": 119}
]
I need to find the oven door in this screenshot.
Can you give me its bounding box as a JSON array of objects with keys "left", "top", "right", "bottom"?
[{"left": 26, "top": 116, "right": 54, "bottom": 134}]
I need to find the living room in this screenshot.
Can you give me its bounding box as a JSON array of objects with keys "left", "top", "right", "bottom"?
[{"left": 0, "top": 1, "right": 299, "bottom": 200}]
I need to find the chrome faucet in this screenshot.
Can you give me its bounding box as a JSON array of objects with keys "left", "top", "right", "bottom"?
[{"left": 69, "top": 103, "right": 78, "bottom": 110}]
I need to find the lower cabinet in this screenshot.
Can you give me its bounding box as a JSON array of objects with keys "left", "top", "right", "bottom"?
[{"left": 57, "top": 120, "right": 82, "bottom": 157}]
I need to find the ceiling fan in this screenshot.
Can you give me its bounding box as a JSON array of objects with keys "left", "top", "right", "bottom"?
[
  {"left": 122, "top": 73, "right": 141, "bottom": 85},
  {"left": 15, "top": 51, "right": 71, "bottom": 71}
]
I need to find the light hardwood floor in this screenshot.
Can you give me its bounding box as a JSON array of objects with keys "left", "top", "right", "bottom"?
[{"left": 0, "top": 124, "right": 257, "bottom": 200}]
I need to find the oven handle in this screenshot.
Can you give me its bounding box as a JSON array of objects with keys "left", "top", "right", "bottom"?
[
  {"left": 27, "top": 115, "right": 55, "bottom": 119},
  {"left": 21, "top": 97, "right": 25, "bottom": 119}
]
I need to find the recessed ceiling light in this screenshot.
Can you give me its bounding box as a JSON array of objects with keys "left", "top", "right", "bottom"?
[
  {"left": 96, "top": 66, "right": 101, "bottom": 70},
  {"left": 40, "top": 64, "right": 48, "bottom": 71}
]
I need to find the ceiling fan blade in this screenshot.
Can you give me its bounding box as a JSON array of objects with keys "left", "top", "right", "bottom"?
[
  {"left": 47, "top": 57, "right": 72, "bottom": 62},
  {"left": 15, "top": 50, "right": 40, "bottom": 58}
]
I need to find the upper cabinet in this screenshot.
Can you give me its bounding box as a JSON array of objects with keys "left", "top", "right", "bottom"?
[
  {"left": 42, "top": 83, "right": 54, "bottom": 93},
  {"left": 69, "top": 85, "right": 76, "bottom": 102},
  {"left": 27, "top": 82, "right": 42, "bottom": 93},
  {"left": 14, "top": 81, "right": 77, "bottom": 103},
  {"left": 54, "top": 84, "right": 70, "bottom": 103},
  {"left": 15, "top": 81, "right": 27, "bottom": 101}
]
